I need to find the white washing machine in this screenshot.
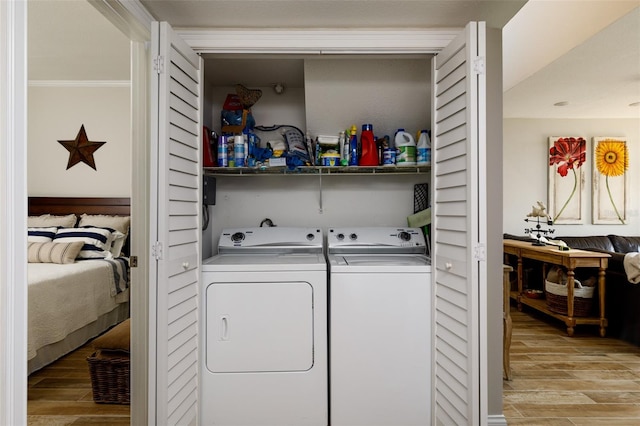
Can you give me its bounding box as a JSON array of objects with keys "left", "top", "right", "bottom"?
[
  {"left": 201, "top": 227, "right": 328, "bottom": 426},
  {"left": 327, "top": 227, "right": 431, "bottom": 426}
]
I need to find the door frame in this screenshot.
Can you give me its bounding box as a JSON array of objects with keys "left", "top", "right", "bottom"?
[{"left": 0, "top": 1, "right": 28, "bottom": 424}]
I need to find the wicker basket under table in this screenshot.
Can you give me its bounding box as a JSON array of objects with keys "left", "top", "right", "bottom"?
[
  {"left": 87, "top": 349, "right": 130, "bottom": 404},
  {"left": 545, "top": 279, "right": 595, "bottom": 317}
]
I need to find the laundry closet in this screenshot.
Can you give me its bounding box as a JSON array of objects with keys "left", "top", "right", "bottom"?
[
  {"left": 201, "top": 54, "right": 433, "bottom": 257},
  {"left": 147, "top": 21, "right": 502, "bottom": 426}
]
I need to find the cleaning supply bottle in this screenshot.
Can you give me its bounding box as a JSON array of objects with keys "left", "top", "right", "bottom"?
[
  {"left": 395, "top": 128, "right": 416, "bottom": 166},
  {"left": 416, "top": 129, "right": 431, "bottom": 165},
  {"left": 348, "top": 125, "right": 358, "bottom": 166},
  {"left": 339, "top": 131, "right": 348, "bottom": 166},
  {"left": 359, "top": 124, "right": 378, "bottom": 166}
]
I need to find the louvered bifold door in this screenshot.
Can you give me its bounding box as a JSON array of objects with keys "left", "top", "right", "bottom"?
[
  {"left": 151, "top": 21, "right": 202, "bottom": 426},
  {"left": 431, "top": 21, "right": 487, "bottom": 426}
]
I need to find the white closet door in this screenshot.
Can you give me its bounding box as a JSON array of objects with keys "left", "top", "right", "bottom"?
[
  {"left": 151, "top": 21, "right": 202, "bottom": 426},
  {"left": 431, "top": 21, "right": 487, "bottom": 425}
]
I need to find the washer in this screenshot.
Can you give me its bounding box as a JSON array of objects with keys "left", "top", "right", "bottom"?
[
  {"left": 327, "top": 227, "right": 431, "bottom": 426},
  {"left": 201, "top": 227, "right": 327, "bottom": 426}
]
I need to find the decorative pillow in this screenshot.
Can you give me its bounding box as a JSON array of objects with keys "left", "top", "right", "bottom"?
[
  {"left": 92, "top": 319, "right": 130, "bottom": 351},
  {"left": 27, "top": 227, "right": 58, "bottom": 243},
  {"left": 28, "top": 241, "right": 83, "bottom": 264},
  {"left": 53, "top": 227, "right": 114, "bottom": 259},
  {"left": 27, "top": 214, "right": 77, "bottom": 228},
  {"left": 78, "top": 214, "right": 130, "bottom": 235},
  {"left": 109, "top": 231, "right": 127, "bottom": 257}
]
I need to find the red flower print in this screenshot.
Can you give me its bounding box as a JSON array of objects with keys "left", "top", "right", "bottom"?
[{"left": 549, "top": 137, "right": 586, "bottom": 177}]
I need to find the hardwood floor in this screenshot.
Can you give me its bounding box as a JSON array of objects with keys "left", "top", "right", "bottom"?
[
  {"left": 28, "top": 305, "right": 640, "bottom": 425},
  {"left": 27, "top": 342, "right": 130, "bottom": 426},
  {"left": 505, "top": 305, "right": 640, "bottom": 425}
]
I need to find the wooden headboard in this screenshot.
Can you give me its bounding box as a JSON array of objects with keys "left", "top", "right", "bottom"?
[{"left": 28, "top": 197, "right": 130, "bottom": 216}]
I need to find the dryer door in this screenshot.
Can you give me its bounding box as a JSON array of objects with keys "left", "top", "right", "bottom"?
[{"left": 206, "top": 281, "right": 314, "bottom": 373}]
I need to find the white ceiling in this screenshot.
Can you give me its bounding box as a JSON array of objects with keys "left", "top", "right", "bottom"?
[{"left": 28, "top": 0, "right": 640, "bottom": 119}]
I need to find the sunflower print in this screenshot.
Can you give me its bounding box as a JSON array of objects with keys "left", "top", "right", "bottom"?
[
  {"left": 595, "top": 139, "right": 628, "bottom": 224},
  {"left": 596, "top": 139, "right": 628, "bottom": 177}
]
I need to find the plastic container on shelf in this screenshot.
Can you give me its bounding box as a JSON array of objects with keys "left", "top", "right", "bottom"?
[
  {"left": 416, "top": 129, "right": 431, "bottom": 165},
  {"left": 348, "top": 125, "right": 358, "bottom": 166},
  {"left": 395, "top": 129, "right": 416, "bottom": 166},
  {"left": 359, "top": 124, "right": 378, "bottom": 166}
]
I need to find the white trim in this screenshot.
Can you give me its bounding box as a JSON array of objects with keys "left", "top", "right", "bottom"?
[
  {"left": 177, "top": 29, "right": 459, "bottom": 54},
  {"left": 89, "top": 0, "right": 152, "bottom": 41},
  {"left": 0, "top": 1, "right": 28, "bottom": 425},
  {"left": 28, "top": 80, "right": 131, "bottom": 87},
  {"left": 487, "top": 414, "right": 508, "bottom": 426},
  {"left": 130, "top": 40, "right": 151, "bottom": 426}
]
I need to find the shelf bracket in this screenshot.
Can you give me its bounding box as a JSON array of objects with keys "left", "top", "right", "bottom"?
[{"left": 318, "top": 170, "right": 323, "bottom": 213}]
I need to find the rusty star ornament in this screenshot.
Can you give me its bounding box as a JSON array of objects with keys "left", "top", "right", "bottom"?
[{"left": 58, "top": 125, "right": 106, "bottom": 170}]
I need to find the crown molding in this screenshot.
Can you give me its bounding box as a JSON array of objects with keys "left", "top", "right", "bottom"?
[{"left": 28, "top": 80, "right": 131, "bottom": 88}]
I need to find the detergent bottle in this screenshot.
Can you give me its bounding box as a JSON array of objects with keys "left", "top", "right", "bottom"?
[
  {"left": 395, "top": 129, "right": 416, "bottom": 166},
  {"left": 348, "top": 125, "right": 358, "bottom": 166},
  {"left": 416, "top": 129, "right": 431, "bottom": 166},
  {"left": 359, "top": 124, "right": 378, "bottom": 166}
]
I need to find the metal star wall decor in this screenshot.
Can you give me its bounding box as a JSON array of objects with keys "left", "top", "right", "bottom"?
[{"left": 58, "top": 124, "right": 106, "bottom": 170}]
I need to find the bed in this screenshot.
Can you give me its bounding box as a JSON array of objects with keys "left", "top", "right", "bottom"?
[{"left": 27, "top": 197, "right": 131, "bottom": 374}]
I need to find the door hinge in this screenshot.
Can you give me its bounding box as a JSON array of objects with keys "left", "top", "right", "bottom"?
[
  {"left": 473, "top": 56, "right": 485, "bottom": 75},
  {"left": 153, "top": 55, "right": 164, "bottom": 74},
  {"left": 473, "top": 243, "right": 486, "bottom": 262},
  {"left": 130, "top": 256, "right": 138, "bottom": 268},
  {"left": 152, "top": 241, "right": 163, "bottom": 260}
]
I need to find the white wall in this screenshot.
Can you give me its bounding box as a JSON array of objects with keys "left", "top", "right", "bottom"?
[
  {"left": 27, "top": 85, "right": 131, "bottom": 197},
  {"left": 503, "top": 118, "right": 640, "bottom": 237},
  {"left": 206, "top": 174, "right": 429, "bottom": 254}
]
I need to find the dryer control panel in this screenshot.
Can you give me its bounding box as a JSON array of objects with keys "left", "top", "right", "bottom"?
[{"left": 218, "top": 227, "right": 323, "bottom": 254}]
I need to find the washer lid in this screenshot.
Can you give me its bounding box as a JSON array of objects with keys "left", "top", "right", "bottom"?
[
  {"left": 218, "top": 227, "right": 323, "bottom": 254},
  {"left": 331, "top": 254, "right": 430, "bottom": 267}
]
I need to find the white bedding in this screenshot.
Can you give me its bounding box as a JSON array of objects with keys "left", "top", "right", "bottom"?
[{"left": 28, "top": 260, "right": 129, "bottom": 361}]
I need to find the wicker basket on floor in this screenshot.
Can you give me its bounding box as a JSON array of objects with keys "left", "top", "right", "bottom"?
[
  {"left": 545, "top": 279, "right": 595, "bottom": 317},
  {"left": 87, "top": 349, "right": 130, "bottom": 405}
]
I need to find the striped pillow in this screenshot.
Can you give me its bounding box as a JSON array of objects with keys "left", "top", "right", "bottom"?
[
  {"left": 28, "top": 241, "right": 83, "bottom": 264},
  {"left": 53, "top": 227, "right": 114, "bottom": 259},
  {"left": 27, "top": 227, "right": 58, "bottom": 243}
]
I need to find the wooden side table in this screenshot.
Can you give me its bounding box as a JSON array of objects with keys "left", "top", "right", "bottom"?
[
  {"left": 503, "top": 264, "right": 513, "bottom": 381},
  {"left": 503, "top": 239, "right": 609, "bottom": 337}
]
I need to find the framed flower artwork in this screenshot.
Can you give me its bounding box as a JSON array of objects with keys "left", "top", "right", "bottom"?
[
  {"left": 592, "top": 137, "right": 629, "bottom": 224},
  {"left": 548, "top": 136, "right": 586, "bottom": 224}
]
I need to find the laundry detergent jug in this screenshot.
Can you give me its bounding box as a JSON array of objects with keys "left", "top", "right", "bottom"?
[{"left": 395, "top": 129, "right": 416, "bottom": 166}]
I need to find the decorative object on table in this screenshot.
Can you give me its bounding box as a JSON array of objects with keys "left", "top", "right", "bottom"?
[
  {"left": 548, "top": 136, "right": 586, "bottom": 224},
  {"left": 57, "top": 124, "right": 106, "bottom": 170},
  {"left": 524, "top": 201, "right": 554, "bottom": 246},
  {"left": 524, "top": 289, "right": 544, "bottom": 299},
  {"left": 592, "top": 137, "right": 629, "bottom": 225}
]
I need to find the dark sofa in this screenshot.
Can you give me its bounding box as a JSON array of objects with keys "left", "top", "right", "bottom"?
[{"left": 504, "top": 233, "right": 640, "bottom": 346}]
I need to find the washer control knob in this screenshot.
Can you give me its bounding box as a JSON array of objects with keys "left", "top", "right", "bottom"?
[
  {"left": 306, "top": 233, "right": 315, "bottom": 241},
  {"left": 336, "top": 233, "right": 345, "bottom": 241},
  {"left": 231, "top": 232, "right": 245, "bottom": 242},
  {"left": 398, "top": 231, "right": 412, "bottom": 241},
  {"left": 349, "top": 233, "right": 358, "bottom": 241}
]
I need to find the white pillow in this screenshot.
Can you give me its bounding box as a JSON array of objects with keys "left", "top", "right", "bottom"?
[
  {"left": 78, "top": 214, "right": 130, "bottom": 235},
  {"left": 28, "top": 214, "right": 77, "bottom": 228},
  {"left": 53, "top": 227, "right": 114, "bottom": 259},
  {"left": 109, "top": 231, "right": 127, "bottom": 257},
  {"left": 28, "top": 241, "right": 83, "bottom": 264},
  {"left": 27, "top": 227, "right": 58, "bottom": 243}
]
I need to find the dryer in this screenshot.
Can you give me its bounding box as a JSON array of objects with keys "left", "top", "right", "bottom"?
[
  {"left": 201, "top": 227, "right": 327, "bottom": 426},
  {"left": 327, "top": 227, "right": 431, "bottom": 426}
]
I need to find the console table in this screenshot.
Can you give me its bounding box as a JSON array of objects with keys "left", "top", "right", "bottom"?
[{"left": 503, "top": 239, "right": 610, "bottom": 337}]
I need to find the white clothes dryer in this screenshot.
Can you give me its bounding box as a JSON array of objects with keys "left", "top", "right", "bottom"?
[
  {"left": 201, "top": 227, "right": 327, "bottom": 426},
  {"left": 327, "top": 227, "right": 431, "bottom": 426}
]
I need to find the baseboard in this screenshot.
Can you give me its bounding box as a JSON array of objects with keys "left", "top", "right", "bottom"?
[{"left": 487, "top": 414, "right": 508, "bottom": 426}]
